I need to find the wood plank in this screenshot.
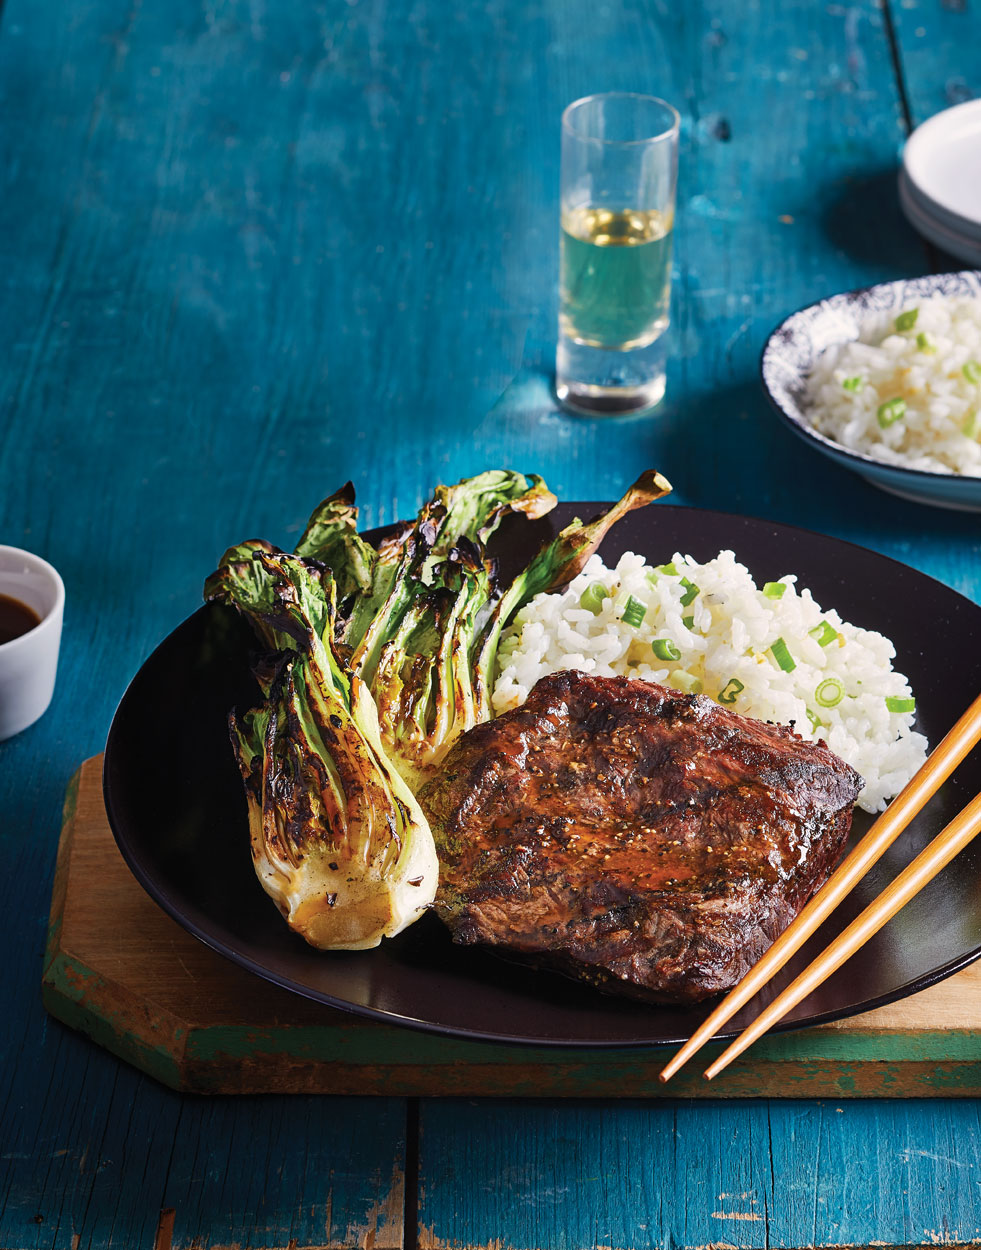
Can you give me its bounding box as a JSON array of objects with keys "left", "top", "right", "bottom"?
[
  {"left": 416, "top": 1097, "right": 981, "bottom": 1250},
  {"left": 889, "top": 0, "right": 981, "bottom": 126},
  {"left": 0, "top": 1019, "right": 406, "bottom": 1250},
  {"left": 44, "top": 756, "right": 981, "bottom": 1100}
]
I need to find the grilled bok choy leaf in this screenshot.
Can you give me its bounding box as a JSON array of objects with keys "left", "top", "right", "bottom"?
[
  {"left": 290, "top": 469, "right": 671, "bottom": 787},
  {"left": 309, "top": 471, "right": 559, "bottom": 788},
  {"left": 298, "top": 469, "right": 557, "bottom": 653},
  {"left": 293, "top": 481, "right": 376, "bottom": 602},
  {"left": 205, "top": 545, "right": 437, "bottom": 949},
  {"left": 472, "top": 470, "right": 673, "bottom": 719}
]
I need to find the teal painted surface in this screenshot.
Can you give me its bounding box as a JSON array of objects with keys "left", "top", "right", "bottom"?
[
  {"left": 891, "top": 0, "right": 981, "bottom": 124},
  {"left": 0, "top": 0, "right": 980, "bottom": 1247},
  {"left": 418, "top": 1098, "right": 981, "bottom": 1249}
]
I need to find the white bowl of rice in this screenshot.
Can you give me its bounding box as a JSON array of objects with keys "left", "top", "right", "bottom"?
[{"left": 761, "top": 271, "right": 981, "bottom": 512}]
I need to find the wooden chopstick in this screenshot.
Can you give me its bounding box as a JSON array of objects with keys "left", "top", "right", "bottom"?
[
  {"left": 704, "top": 788, "right": 981, "bottom": 1079},
  {"left": 659, "top": 689, "right": 981, "bottom": 1084}
]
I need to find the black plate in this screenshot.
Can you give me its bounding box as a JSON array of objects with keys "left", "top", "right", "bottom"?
[{"left": 103, "top": 504, "right": 981, "bottom": 1047}]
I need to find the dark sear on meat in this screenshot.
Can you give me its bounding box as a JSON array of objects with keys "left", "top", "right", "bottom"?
[{"left": 418, "top": 670, "right": 863, "bottom": 1003}]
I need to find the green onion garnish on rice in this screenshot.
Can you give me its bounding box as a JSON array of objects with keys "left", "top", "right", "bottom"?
[
  {"left": 842, "top": 376, "right": 863, "bottom": 393},
  {"left": 916, "top": 331, "right": 936, "bottom": 354},
  {"left": 645, "top": 569, "right": 659, "bottom": 588},
  {"left": 670, "top": 671, "right": 703, "bottom": 695},
  {"left": 656, "top": 562, "right": 679, "bottom": 577},
  {"left": 621, "top": 595, "right": 646, "bottom": 628},
  {"left": 805, "top": 709, "right": 824, "bottom": 734},
  {"left": 579, "top": 582, "right": 610, "bottom": 615},
  {"left": 679, "top": 578, "right": 699, "bottom": 607},
  {"left": 962, "top": 411, "right": 980, "bottom": 440},
  {"left": 762, "top": 581, "right": 786, "bottom": 599},
  {"left": 808, "top": 620, "right": 839, "bottom": 647},
  {"left": 963, "top": 361, "right": 981, "bottom": 384},
  {"left": 652, "top": 638, "right": 681, "bottom": 662},
  {"left": 815, "top": 677, "right": 844, "bottom": 708},
  {"left": 682, "top": 615, "right": 695, "bottom": 630},
  {"left": 894, "top": 308, "right": 918, "bottom": 332},
  {"left": 877, "top": 398, "right": 907, "bottom": 428},
  {"left": 770, "top": 637, "right": 796, "bottom": 672},
  {"left": 885, "top": 696, "right": 916, "bottom": 714},
  {"left": 718, "top": 677, "right": 744, "bottom": 705}
]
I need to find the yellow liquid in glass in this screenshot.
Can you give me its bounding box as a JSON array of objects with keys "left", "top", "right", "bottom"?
[{"left": 560, "top": 207, "right": 673, "bottom": 350}]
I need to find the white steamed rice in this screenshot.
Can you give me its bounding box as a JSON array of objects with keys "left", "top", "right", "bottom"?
[
  {"left": 492, "top": 550, "right": 927, "bottom": 813},
  {"left": 805, "top": 295, "right": 981, "bottom": 476}
]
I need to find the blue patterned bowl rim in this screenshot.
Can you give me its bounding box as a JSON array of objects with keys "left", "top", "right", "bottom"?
[{"left": 760, "top": 270, "right": 981, "bottom": 490}]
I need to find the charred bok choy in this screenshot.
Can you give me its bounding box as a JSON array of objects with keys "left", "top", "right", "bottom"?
[
  {"left": 205, "top": 468, "right": 672, "bottom": 950},
  {"left": 204, "top": 544, "right": 438, "bottom": 949}
]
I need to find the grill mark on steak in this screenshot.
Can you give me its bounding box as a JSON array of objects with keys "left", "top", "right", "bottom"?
[{"left": 418, "top": 670, "right": 863, "bottom": 1003}]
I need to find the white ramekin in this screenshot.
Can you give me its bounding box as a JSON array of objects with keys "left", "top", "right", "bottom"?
[{"left": 0, "top": 545, "right": 65, "bottom": 741}]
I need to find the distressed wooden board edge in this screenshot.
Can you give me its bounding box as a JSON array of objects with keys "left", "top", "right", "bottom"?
[
  {"left": 42, "top": 766, "right": 189, "bottom": 1091},
  {"left": 41, "top": 969, "right": 186, "bottom": 1092},
  {"left": 167, "top": 1055, "right": 981, "bottom": 1098},
  {"left": 42, "top": 762, "right": 80, "bottom": 973},
  {"left": 43, "top": 978, "right": 981, "bottom": 1095},
  {"left": 179, "top": 1020, "right": 981, "bottom": 1064}
]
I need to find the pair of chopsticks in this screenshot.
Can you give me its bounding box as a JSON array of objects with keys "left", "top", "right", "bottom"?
[{"left": 660, "top": 690, "right": 981, "bottom": 1085}]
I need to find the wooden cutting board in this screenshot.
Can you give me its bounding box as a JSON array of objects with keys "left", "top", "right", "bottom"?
[{"left": 42, "top": 756, "right": 981, "bottom": 1097}]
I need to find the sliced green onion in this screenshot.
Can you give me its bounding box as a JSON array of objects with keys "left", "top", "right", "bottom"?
[
  {"left": 770, "top": 637, "right": 796, "bottom": 672},
  {"left": 579, "top": 582, "right": 610, "bottom": 615},
  {"left": 808, "top": 619, "right": 839, "bottom": 647},
  {"left": 894, "top": 308, "right": 918, "bottom": 332},
  {"left": 842, "top": 376, "right": 863, "bottom": 393},
  {"left": 621, "top": 595, "right": 647, "bottom": 628},
  {"left": 805, "top": 708, "right": 824, "bottom": 734},
  {"left": 679, "top": 578, "right": 699, "bottom": 607},
  {"left": 963, "top": 361, "right": 981, "bottom": 385},
  {"left": 877, "top": 398, "right": 906, "bottom": 428},
  {"left": 645, "top": 569, "right": 659, "bottom": 588},
  {"left": 656, "top": 562, "right": 679, "bottom": 577},
  {"left": 885, "top": 695, "right": 916, "bottom": 714},
  {"left": 682, "top": 615, "right": 695, "bottom": 630},
  {"left": 718, "top": 677, "right": 745, "bottom": 705},
  {"left": 963, "top": 411, "right": 980, "bottom": 440},
  {"left": 916, "top": 331, "right": 936, "bottom": 354},
  {"left": 652, "top": 638, "right": 681, "bottom": 662},
  {"left": 670, "top": 671, "right": 703, "bottom": 695},
  {"left": 815, "top": 677, "right": 844, "bottom": 708},
  {"left": 762, "top": 581, "right": 787, "bottom": 599}
]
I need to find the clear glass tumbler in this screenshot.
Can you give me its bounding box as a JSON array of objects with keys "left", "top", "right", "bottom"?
[{"left": 556, "top": 93, "right": 680, "bottom": 416}]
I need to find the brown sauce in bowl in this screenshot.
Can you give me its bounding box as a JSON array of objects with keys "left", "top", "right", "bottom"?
[{"left": 0, "top": 593, "right": 41, "bottom": 644}]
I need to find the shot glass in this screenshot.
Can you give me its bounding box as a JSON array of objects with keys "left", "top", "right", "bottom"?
[{"left": 556, "top": 93, "right": 680, "bottom": 416}]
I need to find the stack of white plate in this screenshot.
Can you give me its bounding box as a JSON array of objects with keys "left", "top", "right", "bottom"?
[{"left": 900, "top": 99, "right": 981, "bottom": 266}]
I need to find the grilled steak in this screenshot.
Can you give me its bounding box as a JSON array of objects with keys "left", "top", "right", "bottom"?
[{"left": 419, "top": 670, "right": 863, "bottom": 1003}]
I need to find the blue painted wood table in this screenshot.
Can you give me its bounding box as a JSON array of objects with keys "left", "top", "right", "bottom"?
[{"left": 3, "top": 0, "right": 981, "bottom": 1246}]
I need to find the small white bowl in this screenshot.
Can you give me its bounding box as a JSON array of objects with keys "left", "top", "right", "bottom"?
[
  {"left": 899, "top": 171, "right": 981, "bottom": 268},
  {"left": 903, "top": 100, "right": 981, "bottom": 239},
  {"left": 0, "top": 546, "right": 65, "bottom": 740}
]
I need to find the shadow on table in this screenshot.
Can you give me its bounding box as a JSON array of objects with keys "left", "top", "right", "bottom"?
[
  {"left": 647, "top": 376, "right": 979, "bottom": 555},
  {"left": 821, "top": 165, "right": 932, "bottom": 274}
]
